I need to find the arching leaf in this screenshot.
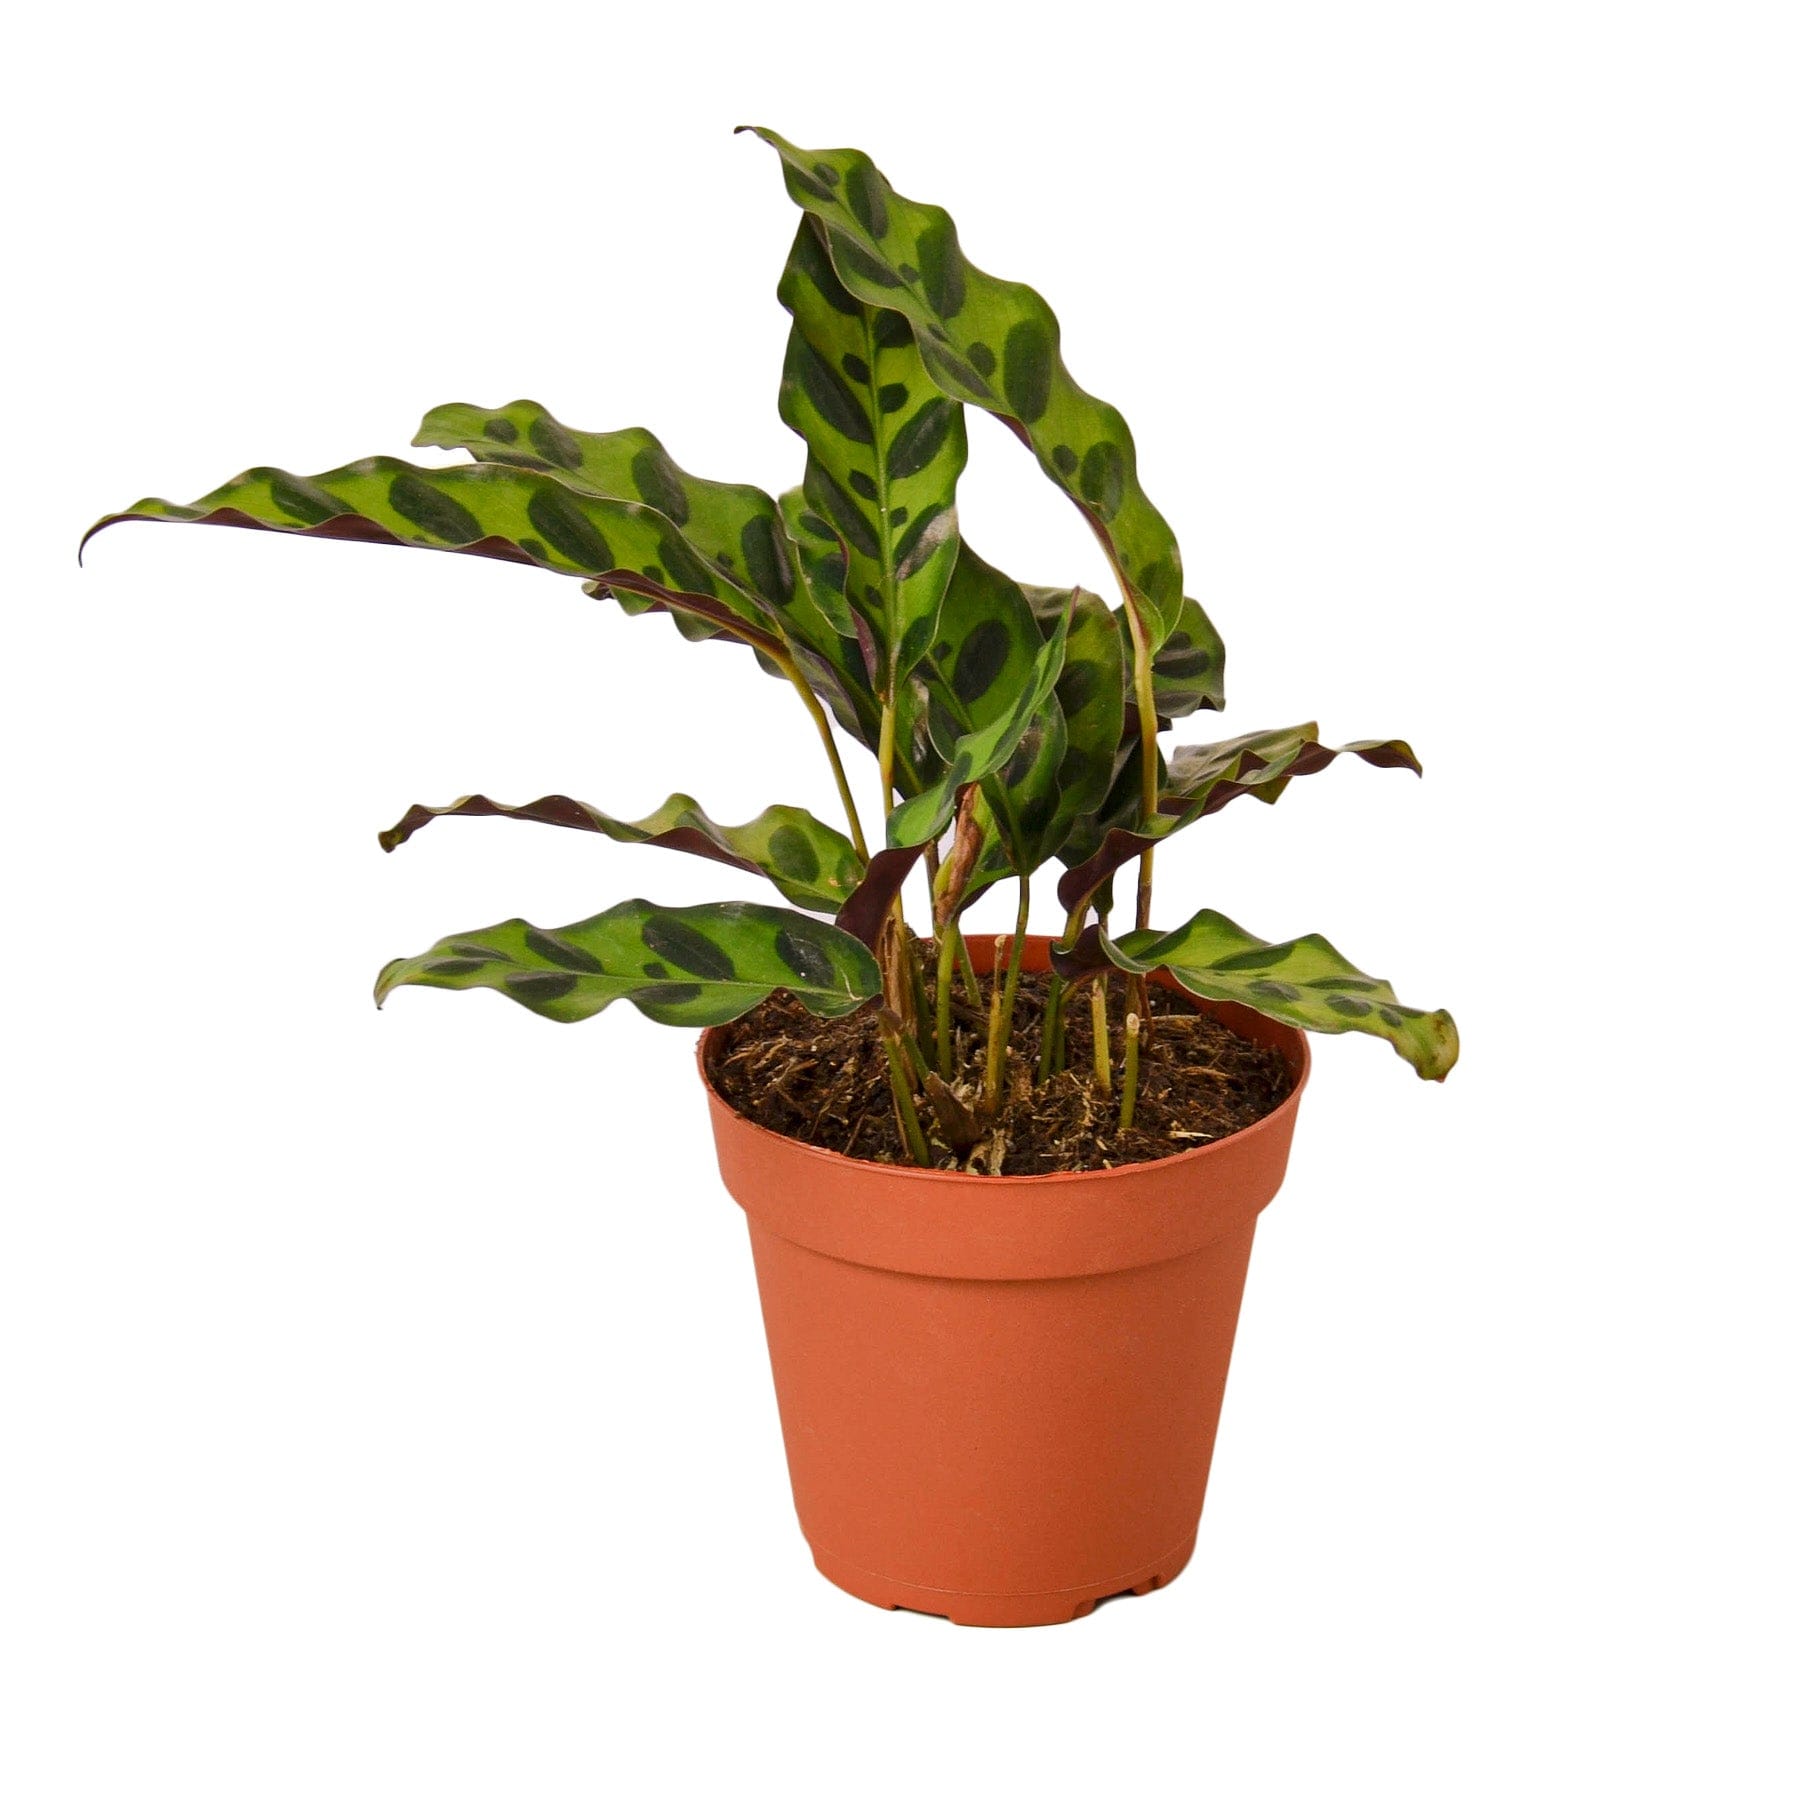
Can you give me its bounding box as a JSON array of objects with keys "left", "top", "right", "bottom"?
[
  {"left": 1054, "top": 910, "right": 1458, "bottom": 1080},
  {"left": 376, "top": 899, "right": 880, "bottom": 1026},
  {"left": 378, "top": 792, "right": 865, "bottom": 914},
  {"left": 743, "top": 126, "right": 1222, "bottom": 686},
  {"left": 83, "top": 456, "right": 788, "bottom": 655},
  {"left": 1059, "top": 724, "right": 1421, "bottom": 914}
]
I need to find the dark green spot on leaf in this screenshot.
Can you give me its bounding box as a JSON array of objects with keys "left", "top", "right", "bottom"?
[
  {"left": 630, "top": 445, "right": 689, "bottom": 525},
  {"left": 767, "top": 826, "right": 822, "bottom": 885},
  {"left": 524, "top": 927, "right": 606, "bottom": 974},
  {"left": 527, "top": 414, "right": 582, "bottom": 470},
  {"left": 388, "top": 473, "right": 481, "bottom": 544},
  {"left": 641, "top": 916, "right": 737, "bottom": 983},
  {"left": 526, "top": 485, "right": 613, "bottom": 571}
]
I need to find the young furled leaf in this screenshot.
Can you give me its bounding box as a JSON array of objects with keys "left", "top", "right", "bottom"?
[
  {"left": 1055, "top": 910, "right": 1458, "bottom": 1080},
  {"left": 775, "top": 219, "right": 968, "bottom": 694},
  {"left": 376, "top": 899, "right": 880, "bottom": 1026},
  {"left": 743, "top": 126, "right": 1222, "bottom": 688},
  {"left": 378, "top": 792, "right": 865, "bottom": 914}
]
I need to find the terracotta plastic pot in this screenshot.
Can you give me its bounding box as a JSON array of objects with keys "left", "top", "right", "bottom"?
[{"left": 700, "top": 935, "right": 1309, "bottom": 1627}]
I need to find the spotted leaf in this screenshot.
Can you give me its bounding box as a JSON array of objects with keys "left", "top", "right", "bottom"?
[
  {"left": 915, "top": 545, "right": 1067, "bottom": 868},
  {"left": 1142, "top": 596, "right": 1228, "bottom": 725},
  {"left": 744, "top": 126, "right": 1221, "bottom": 679},
  {"left": 82, "top": 456, "right": 789, "bottom": 655},
  {"left": 775, "top": 219, "right": 968, "bottom": 693},
  {"left": 776, "top": 486, "right": 896, "bottom": 766},
  {"left": 378, "top": 791, "right": 865, "bottom": 914},
  {"left": 376, "top": 899, "right": 880, "bottom": 1027},
  {"left": 1023, "top": 583, "right": 1127, "bottom": 868},
  {"left": 414, "top": 399, "right": 797, "bottom": 616},
  {"left": 1054, "top": 910, "right": 1458, "bottom": 1080},
  {"left": 835, "top": 607, "right": 1070, "bottom": 946},
  {"left": 887, "top": 603, "right": 1070, "bottom": 852},
  {"left": 1058, "top": 723, "right": 1422, "bottom": 914}
]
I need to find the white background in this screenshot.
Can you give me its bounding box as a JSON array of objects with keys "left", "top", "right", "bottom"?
[{"left": 4, "top": 3, "right": 1795, "bottom": 1794}]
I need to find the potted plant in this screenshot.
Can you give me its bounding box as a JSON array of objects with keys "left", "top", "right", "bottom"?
[{"left": 86, "top": 128, "right": 1457, "bottom": 1626}]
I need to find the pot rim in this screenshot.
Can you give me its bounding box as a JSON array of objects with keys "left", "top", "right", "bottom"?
[{"left": 695, "top": 945, "right": 1311, "bottom": 1192}]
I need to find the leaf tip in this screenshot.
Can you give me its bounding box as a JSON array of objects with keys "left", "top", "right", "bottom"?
[
  {"left": 77, "top": 516, "right": 115, "bottom": 565},
  {"left": 373, "top": 959, "right": 405, "bottom": 1008},
  {"left": 1414, "top": 1009, "right": 1459, "bottom": 1081}
]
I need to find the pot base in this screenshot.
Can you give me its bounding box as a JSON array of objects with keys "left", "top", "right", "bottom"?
[{"left": 808, "top": 1529, "right": 1198, "bottom": 1628}]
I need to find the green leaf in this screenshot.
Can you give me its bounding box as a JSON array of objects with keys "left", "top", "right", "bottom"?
[
  {"left": 886, "top": 603, "right": 1070, "bottom": 851},
  {"left": 778, "top": 482, "right": 859, "bottom": 641},
  {"left": 1025, "top": 583, "right": 1127, "bottom": 867},
  {"left": 920, "top": 545, "right": 1043, "bottom": 757},
  {"left": 378, "top": 792, "right": 865, "bottom": 914},
  {"left": 414, "top": 399, "right": 798, "bottom": 617},
  {"left": 743, "top": 126, "right": 1222, "bottom": 680},
  {"left": 1144, "top": 596, "right": 1228, "bottom": 724},
  {"left": 775, "top": 219, "right": 969, "bottom": 692},
  {"left": 375, "top": 899, "right": 880, "bottom": 1027},
  {"left": 82, "top": 455, "right": 789, "bottom": 655},
  {"left": 834, "top": 606, "right": 1072, "bottom": 946},
  {"left": 1058, "top": 724, "right": 1422, "bottom": 915},
  {"left": 916, "top": 545, "right": 1065, "bottom": 868},
  {"left": 1057, "top": 910, "right": 1458, "bottom": 1080}
]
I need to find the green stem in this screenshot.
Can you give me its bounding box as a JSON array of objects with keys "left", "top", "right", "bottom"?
[
  {"left": 877, "top": 701, "right": 898, "bottom": 814},
  {"left": 774, "top": 649, "right": 868, "bottom": 862},
  {"left": 909, "top": 943, "right": 934, "bottom": 1070},
  {"left": 1120, "top": 1010, "right": 1142, "bottom": 1131},
  {"left": 996, "top": 880, "right": 1030, "bottom": 1071},
  {"left": 935, "top": 923, "right": 959, "bottom": 1081},
  {"left": 1118, "top": 594, "right": 1161, "bottom": 934},
  {"left": 1090, "top": 979, "right": 1113, "bottom": 1093},
  {"left": 881, "top": 1021, "right": 932, "bottom": 1167},
  {"left": 1035, "top": 903, "right": 1089, "bottom": 1083},
  {"left": 982, "top": 940, "right": 1008, "bottom": 1114},
  {"left": 957, "top": 931, "right": 981, "bottom": 1003}
]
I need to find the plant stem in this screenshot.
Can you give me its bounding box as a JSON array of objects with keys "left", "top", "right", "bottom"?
[
  {"left": 1118, "top": 597, "right": 1161, "bottom": 934},
  {"left": 982, "top": 938, "right": 1008, "bottom": 1113},
  {"left": 881, "top": 1019, "right": 932, "bottom": 1167},
  {"left": 1120, "top": 1011, "right": 1141, "bottom": 1131},
  {"left": 1090, "top": 979, "right": 1113, "bottom": 1093},
  {"left": 774, "top": 650, "right": 868, "bottom": 862},
  {"left": 935, "top": 924, "right": 960, "bottom": 1080},
  {"left": 909, "top": 943, "right": 934, "bottom": 1070},
  {"left": 957, "top": 932, "right": 981, "bottom": 1003},
  {"left": 1118, "top": 591, "right": 1161, "bottom": 1028},
  {"left": 877, "top": 701, "right": 898, "bottom": 813},
  {"left": 1036, "top": 904, "right": 1089, "bottom": 1083},
  {"left": 995, "top": 880, "right": 1030, "bottom": 1070}
]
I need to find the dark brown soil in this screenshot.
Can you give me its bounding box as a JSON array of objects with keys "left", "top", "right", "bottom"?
[{"left": 706, "top": 967, "right": 1295, "bottom": 1176}]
